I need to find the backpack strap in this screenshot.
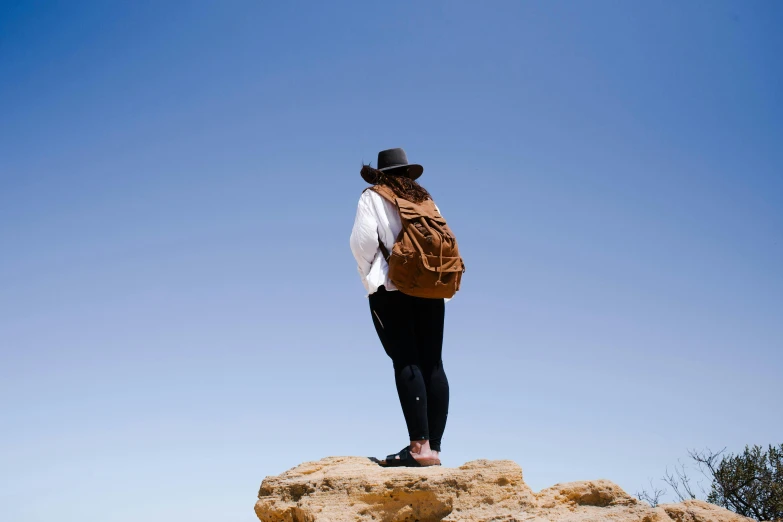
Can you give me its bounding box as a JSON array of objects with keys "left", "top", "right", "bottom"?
[
  {"left": 366, "top": 185, "right": 396, "bottom": 261},
  {"left": 367, "top": 184, "right": 397, "bottom": 204},
  {"left": 377, "top": 235, "right": 390, "bottom": 261}
]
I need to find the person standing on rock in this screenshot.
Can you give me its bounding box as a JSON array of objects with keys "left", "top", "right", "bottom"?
[{"left": 350, "top": 148, "right": 465, "bottom": 468}]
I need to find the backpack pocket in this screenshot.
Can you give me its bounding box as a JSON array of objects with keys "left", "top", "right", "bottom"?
[{"left": 388, "top": 251, "right": 461, "bottom": 298}]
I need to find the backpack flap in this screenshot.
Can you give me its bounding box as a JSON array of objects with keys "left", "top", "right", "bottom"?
[{"left": 420, "top": 253, "right": 464, "bottom": 273}]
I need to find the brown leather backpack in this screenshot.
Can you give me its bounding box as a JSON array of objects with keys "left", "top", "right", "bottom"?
[{"left": 368, "top": 184, "right": 465, "bottom": 299}]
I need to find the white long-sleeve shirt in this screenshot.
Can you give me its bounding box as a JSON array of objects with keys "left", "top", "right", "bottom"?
[{"left": 349, "top": 189, "right": 401, "bottom": 295}]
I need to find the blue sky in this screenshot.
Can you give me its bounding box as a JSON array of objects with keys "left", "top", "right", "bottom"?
[{"left": 1, "top": 1, "right": 781, "bottom": 521}]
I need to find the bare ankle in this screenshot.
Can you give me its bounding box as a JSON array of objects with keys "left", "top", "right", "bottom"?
[{"left": 409, "top": 440, "right": 431, "bottom": 454}]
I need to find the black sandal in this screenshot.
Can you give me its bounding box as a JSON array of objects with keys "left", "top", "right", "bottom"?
[{"left": 377, "top": 446, "right": 441, "bottom": 467}]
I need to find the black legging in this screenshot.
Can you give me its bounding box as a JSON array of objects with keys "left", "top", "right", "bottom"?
[{"left": 368, "top": 286, "right": 449, "bottom": 451}]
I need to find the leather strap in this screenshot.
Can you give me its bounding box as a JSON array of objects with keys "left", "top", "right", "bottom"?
[
  {"left": 368, "top": 184, "right": 397, "bottom": 204},
  {"left": 378, "top": 234, "right": 390, "bottom": 261},
  {"left": 369, "top": 185, "right": 395, "bottom": 262}
]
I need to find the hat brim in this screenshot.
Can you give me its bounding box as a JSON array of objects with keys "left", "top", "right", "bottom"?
[{"left": 378, "top": 164, "right": 424, "bottom": 180}]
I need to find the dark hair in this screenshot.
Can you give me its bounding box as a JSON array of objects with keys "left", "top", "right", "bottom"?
[{"left": 361, "top": 165, "right": 431, "bottom": 203}]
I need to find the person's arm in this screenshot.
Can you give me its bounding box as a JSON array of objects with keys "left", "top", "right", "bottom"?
[{"left": 349, "top": 191, "right": 379, "bottom": 292}]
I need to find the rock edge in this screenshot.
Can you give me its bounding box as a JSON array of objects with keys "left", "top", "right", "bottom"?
[{"left": 255, "top": 456, "right": 752, "bottom": 522}]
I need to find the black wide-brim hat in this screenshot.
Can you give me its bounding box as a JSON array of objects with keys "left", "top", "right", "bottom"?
[{"left": 361, "top": 147, "right": 423, "bottom": 183}]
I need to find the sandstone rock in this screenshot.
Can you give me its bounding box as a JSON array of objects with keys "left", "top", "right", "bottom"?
[
  {"left": 255, "top": 456, "right": 753, "bottom": 522},
  {"left": 660, "top": 499, "right": 754, "bottom": 522}
]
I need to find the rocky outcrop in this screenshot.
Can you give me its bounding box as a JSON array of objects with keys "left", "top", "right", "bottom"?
[{"left": 255, "top": 456, "right": 752, "bottom": 522}]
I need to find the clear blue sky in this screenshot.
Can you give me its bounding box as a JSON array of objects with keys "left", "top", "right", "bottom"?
[{"left": 1, "top": 1, "right": 781, "bottom": 521}]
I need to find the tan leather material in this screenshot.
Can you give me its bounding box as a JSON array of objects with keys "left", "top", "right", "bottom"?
[{"left": 367, "top": 185, "right": 465, "bottom": 298}]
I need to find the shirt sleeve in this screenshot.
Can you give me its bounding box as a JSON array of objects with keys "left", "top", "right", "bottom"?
[{"left": 350, "top": 191, "right": 379, "bottom": 289}]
